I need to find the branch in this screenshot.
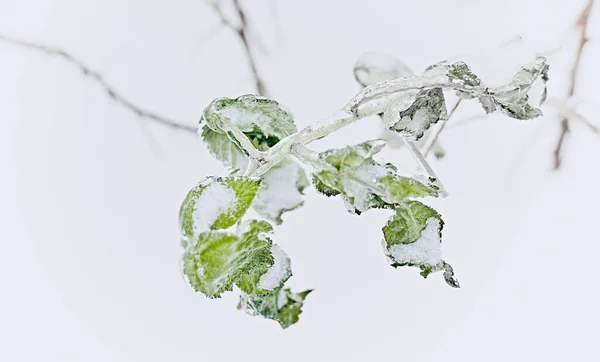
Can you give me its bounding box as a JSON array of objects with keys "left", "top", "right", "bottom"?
[
  {"left": 0, "top": 33, "right": 196, "bottom": 133},
  {"left": 206, "top": 0, "right": 268, "bottom": 96},
  {"left": 553, "top": 0, "right": 596, "bottom": 169},
  {"left": 421, "top": 98, "right": 463, "bottom": 158}
]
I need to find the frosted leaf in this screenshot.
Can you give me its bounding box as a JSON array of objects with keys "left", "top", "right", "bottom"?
[
  {"left": 201, "top": 95, "right": 297, "bottom": 141},
  {"left": 200, "top": 107, "right": 308, "bottom": 223},
  {"left": 354, "top": 51, "right": 414, "bottom": 87},
  {"left": 238, "top": 287, "right": 312, "bottom": 329},
  {"left": 383, "top": 88, "right": 448, "bottom": 141},
  {"left": 252, "top": 157, "right": 309, "bottom": 224},
  {"left": 381, "top": 201, "right": 458, "bottom": 287},
  {"left": 182, "top": 220, "right": 275, "bottom": 298},
  {"left": 179, "top": 177, "right": 261, "bottom": 247},
  {"left": 201, "top": 125, "right": 248, "bottom": 174},
  {"left": 384, "top": 216, "right": 443, "bottom": 266},
  {"left": 312, "top": 142, "right": 439, "bottom": 214},
  {"left": 258, "top": 244, "right": 292, "bottom": 291},
  {"left": 488, "top": 56, "right": 549, "bottom": 120}
]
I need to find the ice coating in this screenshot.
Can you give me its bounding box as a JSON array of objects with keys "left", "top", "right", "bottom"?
[
  {"left": 258, "top": 244, "right": 292, "bottom": 291},
  {"left": 192, "top": 181, "right": 236, "bottom": 233},
  {"left": 385, "top": 217, "right": 442, "bottom": 266},
  {"left": 252, "top": 158, "right": 307, "bottom": 223},
  {"left": 340, "top": 161, "right": 389, "bottom": 212},
  {"left": 220, "top": 106, "right": 278, "bottom": 137},
  {"left": 354, "top": 51, "right": 414, "bottom": 87}
]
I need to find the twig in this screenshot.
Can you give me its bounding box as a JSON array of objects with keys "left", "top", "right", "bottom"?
[
  {"left": 0, "top": 33, "right": 196, "bottom": 133},
  {"left": 206, "top": 0, "right": 268, "bottom": 96},
  {"left": 553, "top": 0, "right": 596, "bottom": 169},
  {"left": 422, "top": 98, "right": 463, "bottom": 158}
]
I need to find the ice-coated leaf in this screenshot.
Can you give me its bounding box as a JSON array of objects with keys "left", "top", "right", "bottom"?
[
  {"left": 252, "top": 158, "right": 309, "bottom": 225},
  {"left": 383, "top": 88, "right": 448, "bottom": 141},
  {"left": 378, "top": 175, "right": 439, "bottom": 201},
  {"left": 489, "top": 56, "right": 549, "bottom": 120},
  {"left": 381, "top": 201, "right": 458, "bottom": 287},
  {"left": 311, "top": 141, "right": 439, "bottom": 214},
  {"left": 201, "top": 95, "right": 297, "bottom": 141},
  {"left": 320, "top": 139, "right": 386, "bottom": 172},
  {"left": 257, "top": 244, "right": 292, "bottom": 291},
  {"left": 200, "top": 116, "right": 309, "bottom": 223},
  {"left": 354, "top": 51, "right": 414, "bottom": 87},
  {"left": 201, "top": 124, "right": 248, "bottom": 174},
  {"left": 382, "top": 200, "right": 443, "bottom": 249},
  {"left": 238, "top": 287, "right": 312, "bottom": 329},
  {"left": 179, "top": 177, "right": 261, "bottom": 246},
  {"left": 182, "top": 220, "right": 275, "bottom": 298}
]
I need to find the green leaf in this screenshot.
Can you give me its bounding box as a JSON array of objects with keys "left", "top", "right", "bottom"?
[
  {"left": 201, "top": 125, "right": 248, "bottom": 174},
  {"left": 311, "top": 142, "right": 439, "bottom": 214},
  {"left": 319, "top": 139, "right": 386, "bottom": 171},
  {"left": 312, "top": 173, "right": 341, "bottom": 197},
  {"left": 179, "top": 177, "right": 261, "bottom": 246},
  {"left": 252, "top": 158, "right": 309, "bottom": 224},
  {"left": 182, "top": 220, "right": 275, "bottom": 298},
  {"left": 384, "top": 88, "right": 448, "bottom": 141},
  {"left": 381, "top": 201, "right": 459, "bottom": 287},
  {"left": 378, "top": 175, "right": 439, "bottom": 201},
  {"left": 382, "top": 200, "right": 442, "bottom": 248},
  {"left": 238, "top": 287, "right": 312, "bottom": 329},
  {"left": 201, "top": 95, "right": 297, "bottom": 140}
]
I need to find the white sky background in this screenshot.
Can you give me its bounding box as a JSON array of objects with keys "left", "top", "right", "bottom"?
[{"left": 1, "top": 0, "right": 599, "bottom": 361}]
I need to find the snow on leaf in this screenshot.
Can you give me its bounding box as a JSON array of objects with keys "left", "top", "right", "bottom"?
[
  {"left": 179, "top": 177, "right": 261, "bottom": 247},
  {"left": 201, "top": 95, "right": 297, "bottom": 140},
  {"left": 252, "top": 157, "right": 309, "bottom": 224},
  {"left": 238, "top": 287, "right": 312, "bottom": 329},
  {"left": 381, "top": 201, "right": 459, "bottom": 287},
  {"left": 257, "top": 244, "right": 292, "bottom": 291},
  {"left": 201, "top": 124, "right": 248, "bottom": 174},
  {"left": 311, "top": 142, "right": 439, "bottom": 213},
  {"left": 384, "top": 88, "right": 448, "bottom": 141},
  {"left": 182, "top": 220, "right": 275, "bottom": 298}
]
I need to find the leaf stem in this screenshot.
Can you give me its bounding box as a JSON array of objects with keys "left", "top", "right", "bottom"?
[{"left": 402, "top": 138, "right": 448, "bottom": 197}]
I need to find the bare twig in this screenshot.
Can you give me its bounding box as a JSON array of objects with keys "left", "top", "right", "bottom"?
[
  {"left": 0, "top": 33, "right": 196, "bottom": 133},
  {"left": 206, "top": 0, "right": 268, "bottom": 96},
  {"left": 422, "top": 98, "right": 463, "bottom": 158},
  {"left": 553, "top": 0, "right": 596, "bottom": 169}
]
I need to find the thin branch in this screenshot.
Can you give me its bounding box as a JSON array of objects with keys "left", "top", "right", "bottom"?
[
  {"left": 553, "top": 0, "right": 596, "bottom": 169},
  {"left": 422, "top": 98, "right": 463, "bottom": 158},
  {"left": 206, "top": 0, "right": 268, "bottom": 97},
  {"left": 233, "top": 0, "right": 268, "bottom": 96},
  {"left": 0, "top": 33, "right": 196, "bottom": 133}
]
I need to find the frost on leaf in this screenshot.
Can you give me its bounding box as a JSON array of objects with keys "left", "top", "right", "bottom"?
[
  {"left": 427, "top": 56, "right": 549, "bottom": 119},
  {"left": 384, "top": 88, "right": 448, "bottom": 141},
  {"left": 182, "top": 220, "right": 277, "bottom": 298},
  {"left": 238, "top": 287, "right": 312, "bottom": 329},
  {"left": 201, "top": 94, "right": 297, "bottom": 141},
  {"left": 179, "top": 176, "right": 261, "bottom": 247},
  {"left": 257, "top": 244, "right": 292, "bottom": 291},
  {"left": 382, "top": 201, "right": 459, "bottom": 288},
  {"left": 488, "top": 56, "right": 549, "bottom": 120},
  {"left": 199, "top": 96, "right": 309, "bottom": 223},
  {"left": 201, "top": 125, "right": 248, "bottom": 174},
  {"left": 252, "top": 158, "right": 309, "bottom": 224},
  {"left": 311, "top": 141, "right": 438, "bottom": 214}
]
